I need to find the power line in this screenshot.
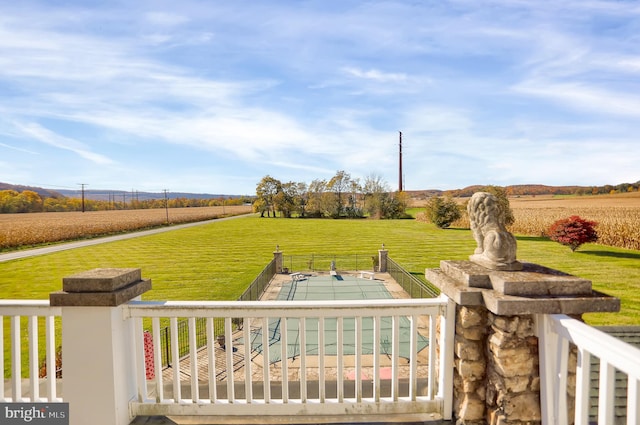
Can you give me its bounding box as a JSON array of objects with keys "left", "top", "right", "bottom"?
[
  {"left": 78, "top": 183, "right": 88, "bottom": 213},
  {"left": 398, "top": 131, "right": 403, "bottom": 192},
  {"left": 163, "top": 189, "right": 170, "bottom": 224}
]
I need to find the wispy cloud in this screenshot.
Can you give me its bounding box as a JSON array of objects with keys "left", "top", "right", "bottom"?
[
  {"left": 0, "top": 142, "right": 38, "bottom": 155},
  {"left": 14, "top": 122, "right": 113, "bottom": 164},
  {"left": 343, "top": 67, "right": 409, "bottom": 83},
  {"left": 513, "top": 80, "right": 640, "bottom": 118}
]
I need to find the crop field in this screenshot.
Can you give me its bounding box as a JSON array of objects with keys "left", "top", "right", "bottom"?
[
  {"left": 450, "top": 192, "right": 640, "bottom": 251},
  {"left": 0, "top": 205, "right": 252, "bottom": 251}
]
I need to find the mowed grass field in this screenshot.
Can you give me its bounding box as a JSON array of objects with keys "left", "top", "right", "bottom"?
[{"left": 1, "top": 212, "right": 639, "bottom": 325}]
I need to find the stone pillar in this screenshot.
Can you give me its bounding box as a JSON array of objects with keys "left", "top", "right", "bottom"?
[
  {"left": 50, "top": 268, "right": 151, "bottom": 425},
  {"left": 274, "top": 247, "right": 283, "bottom": 273},
  {"left": 454, "top": 305, "right": 488, "bottom": 424},
  {"left": 486, "top": 313, "right": 540, "bottom": 425},
  {"left": 378, "top": 246, "right": 388, "bottom": 272},
  {"left": 427, "top": 260, "right": 619, "bottom": 425}
]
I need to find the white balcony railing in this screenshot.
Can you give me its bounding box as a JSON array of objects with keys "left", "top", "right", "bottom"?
[
  {"left": 7, "top": 297, "right": 637, "bottom": 424},
  {"left": 537, "top": 314, "right": 640, "bottom": 425},
  {"left": 125, "top": 296, "right": 455, "bottom": 419},
  {"left": 0, "top": 300, "right": 62, "bottom": 403}
]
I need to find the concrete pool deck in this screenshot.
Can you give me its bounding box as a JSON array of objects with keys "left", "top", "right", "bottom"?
[{"left": 262, "top": 271, "right": 415, "bottom": 301}]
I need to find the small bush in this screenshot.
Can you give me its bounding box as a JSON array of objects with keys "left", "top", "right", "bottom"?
[
  {"left": 425, "top": 196, "right": 461, "bottom": 228},
  {"left": 547, "top": 215, "right": 598, "bottom": 251}
]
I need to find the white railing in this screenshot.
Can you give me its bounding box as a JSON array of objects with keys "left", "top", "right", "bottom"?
[
  {"left": 126, "top": 296, "right": 455, "bottom": 420},
  {"left": 0, "top": 300, "right": 62, "bottom": 403},
  {"left": 536, "top": 314, "right": 640, "bottom": 425}
]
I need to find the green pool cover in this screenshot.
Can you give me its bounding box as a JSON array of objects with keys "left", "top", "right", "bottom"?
[{"left": 247, "top": 274, "right": 429, "bottom": 362}]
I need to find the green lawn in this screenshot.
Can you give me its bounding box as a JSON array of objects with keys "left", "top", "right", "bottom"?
[{"left": 1, "top": 215, "right": 639, "bottom": 326}]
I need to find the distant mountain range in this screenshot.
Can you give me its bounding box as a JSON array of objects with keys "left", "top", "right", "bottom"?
[
  {"left": 0, "top": 183, "right": 238, "bottom": 201},
  {"left": 2, "top": 181, "right": 638, "bottom": 200},
  {"left": 406, "top": 182, "right": 638, "bottom": 199},
  {"left": 55, "top": 189, "right": 236, "bottom": 201}
]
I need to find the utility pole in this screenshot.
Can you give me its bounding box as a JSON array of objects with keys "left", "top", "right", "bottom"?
[
  {"left": 398, "top": 131, "right": 403, "bottom": 192},
  {"left": 163, "top": 189, "right": 170, "bottom": 224},
  {"left": 78, "top": 183, "right": 87, "bottom": 212}
]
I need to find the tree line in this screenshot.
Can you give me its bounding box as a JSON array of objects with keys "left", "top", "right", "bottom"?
[
  {"left": 254, "top": 170, "right": 409, "bottom": 219},
  {"left": 0, "top": 189, "right": 249, "bottom": 213}
]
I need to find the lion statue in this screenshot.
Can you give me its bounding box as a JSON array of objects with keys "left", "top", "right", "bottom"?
[{"left": 467, "top": 192, "right": 522, "bottom": 271}]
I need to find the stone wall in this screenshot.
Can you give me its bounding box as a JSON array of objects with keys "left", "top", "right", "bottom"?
[
  {"left": 485, "top": 313, "right": 540, "bottom": 425},
  {"left": 452, "top": 305, "right": 542, "bottom": 425},
  {"left": 453, "top": 305, "right": 488, "bottom": 425}
]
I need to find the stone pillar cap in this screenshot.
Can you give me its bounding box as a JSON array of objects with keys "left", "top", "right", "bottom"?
[
  {"left": 51, "top": 268, "right": 151, "bottom": 307},
  {"left": 426, "top": 260, "right": 620, "bottom": 316}
]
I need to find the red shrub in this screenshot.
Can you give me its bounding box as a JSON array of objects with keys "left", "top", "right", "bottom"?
[{"left": 547, "top": 215, "right": 598, "bottom": 251}]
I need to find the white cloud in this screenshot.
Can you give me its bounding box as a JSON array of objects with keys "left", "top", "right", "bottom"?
[
  {"left": 0, "top": 142, "right": 38, "bottom": 155},
  {"left": 14, "top": 122, "right": 113, "bottom": 164},
  {"left": 514, "top": 80, "right": 640, "bottom": 118},
  {"left": 343, "top": 67, "right": 409, "bottom": 83}
]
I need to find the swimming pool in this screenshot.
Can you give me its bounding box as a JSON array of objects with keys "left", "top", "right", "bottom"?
[{"left": 248, "top": 274, "right": 429, "bottom": 362}]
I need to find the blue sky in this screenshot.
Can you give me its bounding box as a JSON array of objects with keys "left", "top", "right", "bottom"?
[{"left": 1, "top": 1, "right": 639, "bottom": 195}]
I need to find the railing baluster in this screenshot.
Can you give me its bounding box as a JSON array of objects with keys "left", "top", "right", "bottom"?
[
  {"left": 243, "top": 318, "right": 252, "bottom": 403},
  {"left": 45, "top": 315, "right": 57, "bottom": 401},
  {"left": 598, "top": 361, "right": 616, "bottom": 425},
  {"left": 262, "top": 317, "right": 270, "bottom": 403},
  {"left": 373, "top": 315, "right": 381, "bottom": 402},
  {"left": 206, "top": 318, "right": 216, "bottom": 403},
  {"left": 11, "top": 316, "right": 21, "bottom": 402},
  {"left": 224, "top": 318, "right": 234, "bottom": 403},
  {"left": 188, "top": 317, "right": 199, "bottom": 402},
  {"left": 281, "top": 316, "right": 289, "bottom": 403},
  {"left": 391, "top": 315, "right": 399, "bottom": 401},
  {"left": 318, "top": 316, "right": 325, "bottom": 402},
  {"left": 170, "top": 317, "right": 181, "bottom": 402},
  {"left": 428, "top": 314, "right": 436, "bottom": 399},
  {"left": 355, "top": 315, "right": 362, "bottom": 402},
  {"left": 555, "top": 338, "right": 569, "bottom": 425},
  {"left": 299, "top": 317, "right": 307, "bottom": 402},
  {"left": 409, "top": 314, "right": 418, "bottom": 401},
  {"left": 337, "top": 316, "right": 344, "bottom": 402},
  {"left": 152, "top": 318, "right": 164, "bottom": 403},
  {"left": 574, "top": 348, "right": 591, "bottom": 425},
  {"left": 28, "top": 316, "right": 39, "bottom": 401},
  {"left": 133, "top": 317, "right": 147, "bottom": 403}
]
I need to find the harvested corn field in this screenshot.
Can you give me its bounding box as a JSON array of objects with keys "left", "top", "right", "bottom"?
[
  {"left": 0, "top": 205, "right": 252, "bottom": 250},
  {"left": 451, "top": 192, "right": 640, "bottom": 251}
]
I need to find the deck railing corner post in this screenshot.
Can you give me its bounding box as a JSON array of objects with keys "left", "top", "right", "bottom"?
[{"left": 50, "top": 268, "right": 151, "bottom": 425}]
